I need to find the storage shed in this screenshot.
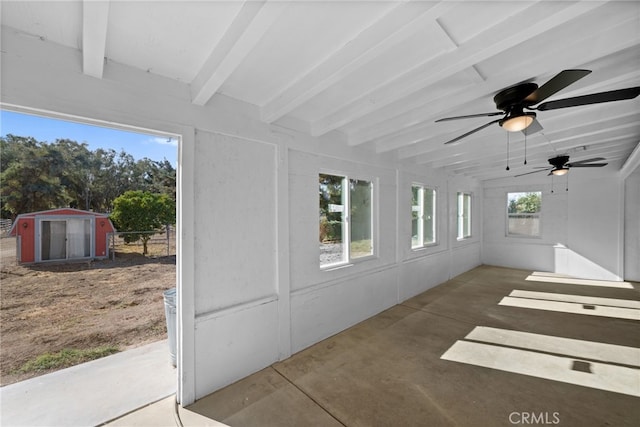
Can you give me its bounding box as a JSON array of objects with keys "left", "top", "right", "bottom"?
[{"left": 8, "top": 208, "right": 116, "bottom": 264}]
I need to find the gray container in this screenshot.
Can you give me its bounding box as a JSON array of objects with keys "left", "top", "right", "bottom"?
[{"left": 163, "top": 288, "right": 177, "bottom": 366}]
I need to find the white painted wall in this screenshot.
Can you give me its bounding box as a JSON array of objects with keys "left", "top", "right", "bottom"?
[
  {"left": 191, "top": 131, "right": 280, "bottom": 397},
  {"left": 623, "top": 167, "right": 640, "bottom": 281},
  {"left": 193, "top": 132, "right": 277, "bottom": 314},
  {"left": 288, "top": 149, "right": 400, "bottom": 352},
  {"left": 565, "top": 170, "right": 624, "bottom": 280},
  {"left": 397, "top": 168, "right": 482, "bottom": 301},
  {"left": 397, "top": 168, "right": 452, "bottom": 301},
  {"left": 483, "top": 178, "right": 567, "bottom": 272},
  {"left": 482, "top": 167, "right": 625, "bottom": 281},
  {"left": 287, "top": 156, "right": 483, "bottom": 355},
  {"left": 448, "top": 175, "right": 483, "bottom": 277},
  {"left": 1, "top": 28, "right": 483, "bottom": 405}
]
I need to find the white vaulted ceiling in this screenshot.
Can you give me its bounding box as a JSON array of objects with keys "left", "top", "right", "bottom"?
[{"left": 2, "top": 0, "right": 639, "bottom": 180}]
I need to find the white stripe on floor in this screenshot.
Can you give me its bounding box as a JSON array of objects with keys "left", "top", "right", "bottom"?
[
  {"left": 465, "top": 326, "right": 640, "bottom": 367},
  {"left": 508, "top": 290, "right": 640, "bottom": 309},
  {"left": 441, "top": 340, "right": 640, "bottom": 397},
  {"left": 499, "top": 296, "right": 640, "bottom": 321}
]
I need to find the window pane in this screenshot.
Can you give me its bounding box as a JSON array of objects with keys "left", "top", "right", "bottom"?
[
  {"left": 411, "top": 185, "right": 421, "bottom": 248},
  {"left": 319, "top": 174, "right": 345, "bottom": 266},
  {"left": 457, "top": 192, "right": 471, "bottom": 239},
  {"left": 457, "top": 192, "right": 463, "bottom": 239},
  {"left": 507, "top": 192, "right": 541, "bottom": 236},
  {"left": 463, "top": 194, "right": 471, "bottom": 237},
  {"left": 423, "top": 188, "right": 435, "bottom": 244},
  {"left": 350, "top": 179, "right": 373, "bottom": 258}
]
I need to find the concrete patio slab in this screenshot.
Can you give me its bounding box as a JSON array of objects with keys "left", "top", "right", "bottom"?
[{"left": 0, "top": 340, "right": 175, "bottom": 426}]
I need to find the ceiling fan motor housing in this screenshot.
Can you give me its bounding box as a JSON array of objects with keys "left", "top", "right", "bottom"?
[
  {"left": 493, "top": 83, "right": 538, "bottom": 110},
  {"left": 549, "top": 155, "right": 570, "bottom": 168}
]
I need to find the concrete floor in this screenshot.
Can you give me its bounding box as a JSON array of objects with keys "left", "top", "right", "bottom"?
[{"left": 111, "top": 265, "right": 640, "bottom": 427}]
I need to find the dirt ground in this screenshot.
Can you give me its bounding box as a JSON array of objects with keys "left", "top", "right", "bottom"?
[{"left": 0, "top": 237, "right": 176, "bottom": 386}]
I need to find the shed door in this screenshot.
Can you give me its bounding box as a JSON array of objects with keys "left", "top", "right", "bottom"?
[
  {"left": 41, "top": 220, "right": 67, "bottom": 260},
  {"left": 41, "top": 219, "right": 92, "bottom": 261}
]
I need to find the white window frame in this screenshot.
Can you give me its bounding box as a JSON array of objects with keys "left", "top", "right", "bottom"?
[
  {"left": 411, "top": 184, "right": 437, "bottom": 249},
  {"left": 506, "top": 191, "right": 542, "bottom": 238},
  {"left": 319, "top": 172, "right": 375, "bottom": 269},
  {"left": 457, "top": 192, "right": 471, "bottom": 240}
]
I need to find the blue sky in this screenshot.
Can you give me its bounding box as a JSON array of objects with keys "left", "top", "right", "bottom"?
[{"left": 1, "top": 110, "right": 178, "bottom": 165}]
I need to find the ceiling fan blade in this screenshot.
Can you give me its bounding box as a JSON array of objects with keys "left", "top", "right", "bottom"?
[
  {"left": 514, "top": 168, "right": 551, "bottom": 177},
  {"left": 443, "top": 119, "right": 501, "bottom": 145},
  {"left": 522, "top": 118, "right": 543, "bottom": 136},
  {"left": 436, "top": 112, "right": 503, "bottom": 122},
  {"left": 525, "top": 69, "right": 591, "bottom": 104},
  {"left": 537, "top": 87, "right": 640, "bottom": 111},
  {"left": 566, "top": 157, "right": 606, "bottom": 166},
  {"left": 568, "top": 163, "right": 608, "bottom": 168}
]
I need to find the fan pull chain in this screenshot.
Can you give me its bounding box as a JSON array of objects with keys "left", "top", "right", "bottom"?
[
  {"left": 505, "top": 132, "right": 510, "bottom": 171},
  {"left": 551, "top": 174, "right": 554, "bottom": 193},
  {"left": 524, "top": 131, "right": 528, "bottom": 165}
]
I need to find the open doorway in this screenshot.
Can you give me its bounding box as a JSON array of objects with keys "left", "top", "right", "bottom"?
[{"left": 0, "top": 108, "right": 179, "bottom": 386}]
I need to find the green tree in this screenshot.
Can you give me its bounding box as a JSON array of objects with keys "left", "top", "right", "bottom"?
[
  {"left": 109, "top": 190, "right": 175, "bottom": 255},
  {"left": 140, "top": 158, "right": 176, "bottom": 200},
  {"left": 1, "top": 136, "right": 70, "bottom": 218},
  {"left": 508, "top": 192, "right": 541, "bottom": 214},
  {"left": 54, "top": 139, "right": 94, "bottom": 210},
  {"left": 88, "top": 148, "right": 118, "bottom": 212}
]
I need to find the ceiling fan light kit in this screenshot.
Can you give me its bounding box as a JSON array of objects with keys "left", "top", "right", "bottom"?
[
  {"left": 551, "top": 168, "right": 569, "bottom": 176},
  {"left": 500, "top": 111, "right": 536, "bottom": 132}
]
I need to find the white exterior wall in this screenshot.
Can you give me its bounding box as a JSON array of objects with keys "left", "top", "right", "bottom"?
[{"left": 0, "top": 27, "right": 480, "bottom": 405}]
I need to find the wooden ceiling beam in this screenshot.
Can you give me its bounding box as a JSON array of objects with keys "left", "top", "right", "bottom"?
[
  {"left": 82, "top": 0, "right": 110, "bottom": 79},
  {"left": 190, "top": 0, "right": 285, "bottom": 106}
]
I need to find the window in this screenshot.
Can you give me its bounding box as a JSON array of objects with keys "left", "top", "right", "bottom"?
[
  {"left": 507, "top": 192, "right": 542, "bottom": 237},
  {"left": 319, "top": 173, "right": 373, "bottom": 267},
  {"left": 412, "top": 185, "right": 436, "bottom": 249},
  {"left": 457, "top": 192, "right": 471, "bottom": 239}
]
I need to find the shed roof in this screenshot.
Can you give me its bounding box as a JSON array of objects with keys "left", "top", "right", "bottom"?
[{"left": 8, "top": 208, "right": 115, "bottom": 236}]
